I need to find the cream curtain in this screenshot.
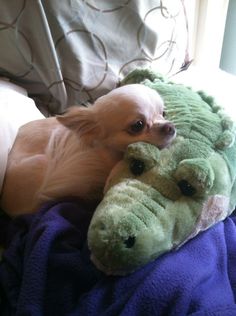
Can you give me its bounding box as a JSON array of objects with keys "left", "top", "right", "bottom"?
[{"left": 0, "top": 0, "right": 189, "bottom": 115}]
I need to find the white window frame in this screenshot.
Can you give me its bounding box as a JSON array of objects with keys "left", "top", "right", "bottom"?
[{"left": 186, "top": 0, "right": 229, "bottom": 70}]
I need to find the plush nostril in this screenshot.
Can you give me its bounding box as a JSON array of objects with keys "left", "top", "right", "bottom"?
[
  {"left": 97, "top": 221, "right": 106, "bottom": 231},
  {"left": 160, "top": 122, "right": 176, "bottom": 136},
  {"left": 124, "top": 236, "right": 136, "bottom": 248}
]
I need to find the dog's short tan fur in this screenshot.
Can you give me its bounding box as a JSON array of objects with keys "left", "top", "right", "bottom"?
[{"left": 0, "top": 84, "right": 176, "bottom": 216}]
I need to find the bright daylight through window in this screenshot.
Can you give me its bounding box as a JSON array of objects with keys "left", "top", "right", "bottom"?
[{"left": 175, "top": 0, "right": 236, "bottom": 119}]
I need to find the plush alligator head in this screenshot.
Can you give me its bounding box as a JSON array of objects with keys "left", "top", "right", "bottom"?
[{"left": 88, "top": 72, "right": 236, "bottom": 275}]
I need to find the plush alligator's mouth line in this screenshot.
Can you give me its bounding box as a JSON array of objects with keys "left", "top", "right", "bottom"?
[{"left": 90, "top": 252, "right": 140, "bottom": 276}]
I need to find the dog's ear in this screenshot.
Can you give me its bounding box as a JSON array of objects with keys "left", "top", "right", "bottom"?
[{"left": 56, "top": 106, "right": 99, "bottom": 136}]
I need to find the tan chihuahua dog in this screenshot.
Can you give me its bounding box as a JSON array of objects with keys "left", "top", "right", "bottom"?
[{"left": 1, "top": 84, "right": 176, "bottom": 216}]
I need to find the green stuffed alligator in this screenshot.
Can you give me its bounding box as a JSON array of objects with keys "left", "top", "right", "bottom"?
[{"left": 88, "top": 69, "right": 236, "bottom": 275}]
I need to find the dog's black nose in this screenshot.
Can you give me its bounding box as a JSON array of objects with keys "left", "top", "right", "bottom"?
[{"left": 160, "top": 122, "right": 176, "bottom": 135}]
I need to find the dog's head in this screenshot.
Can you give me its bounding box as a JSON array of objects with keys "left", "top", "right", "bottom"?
[{"left": 57, "top": 84, "right": 176, "bottom": 152}]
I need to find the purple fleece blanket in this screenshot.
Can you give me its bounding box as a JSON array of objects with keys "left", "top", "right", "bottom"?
[{"left": 0, "top": 200, "right": 236, "bottom": 316}]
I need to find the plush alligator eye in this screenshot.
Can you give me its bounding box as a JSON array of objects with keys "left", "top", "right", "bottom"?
[
  {"left": 162, "top": 110, "right": 166, "bottom": 117},
  {"left": 178, "top": 180, "right": 196, "bottom": 196},
  {"left": 129, "top": 120, "right": 145, "bottom": 134},
  {"left": 130, "top": 159, "right": 145, "bottom": 176}
]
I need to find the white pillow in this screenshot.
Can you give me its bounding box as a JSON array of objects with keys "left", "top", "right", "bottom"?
[{"left": 0, "top": 79, "right": 44, "bottom": 192}]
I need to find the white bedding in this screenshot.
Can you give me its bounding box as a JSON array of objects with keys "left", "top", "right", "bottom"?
[{"left": 0, "top": 79, "right": 44, "bottom": 192}]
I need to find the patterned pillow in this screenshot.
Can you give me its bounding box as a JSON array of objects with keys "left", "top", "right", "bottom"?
[{"left": 0, "top": 0, "right": 189, "bottom": 115}]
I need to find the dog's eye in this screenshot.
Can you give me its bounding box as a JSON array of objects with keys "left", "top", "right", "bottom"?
[
  {"left": 129, "top": 120, "right": 145, "bottom": 134},
  {"left": 163, "top": 110, "right": 166, "bottom": 117},
  {"left": 130, "top": 159, "right": 145, "bottom": 176}
]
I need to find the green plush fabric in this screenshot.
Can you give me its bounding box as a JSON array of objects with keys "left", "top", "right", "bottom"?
[{"left": 87, "top": 69, "right": 236, "bottom": 275}]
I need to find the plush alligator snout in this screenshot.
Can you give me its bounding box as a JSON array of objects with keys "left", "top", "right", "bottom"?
[{"left": 87, "top": 180, "right": 175, "bottom": 275}]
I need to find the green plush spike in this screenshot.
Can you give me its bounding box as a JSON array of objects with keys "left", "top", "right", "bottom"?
[
  {"left": 88, "top": 69, "right": 236, "bottom": 276},
  {"left": 120, "top": 68, "right": 165, "bottom": 85}
]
